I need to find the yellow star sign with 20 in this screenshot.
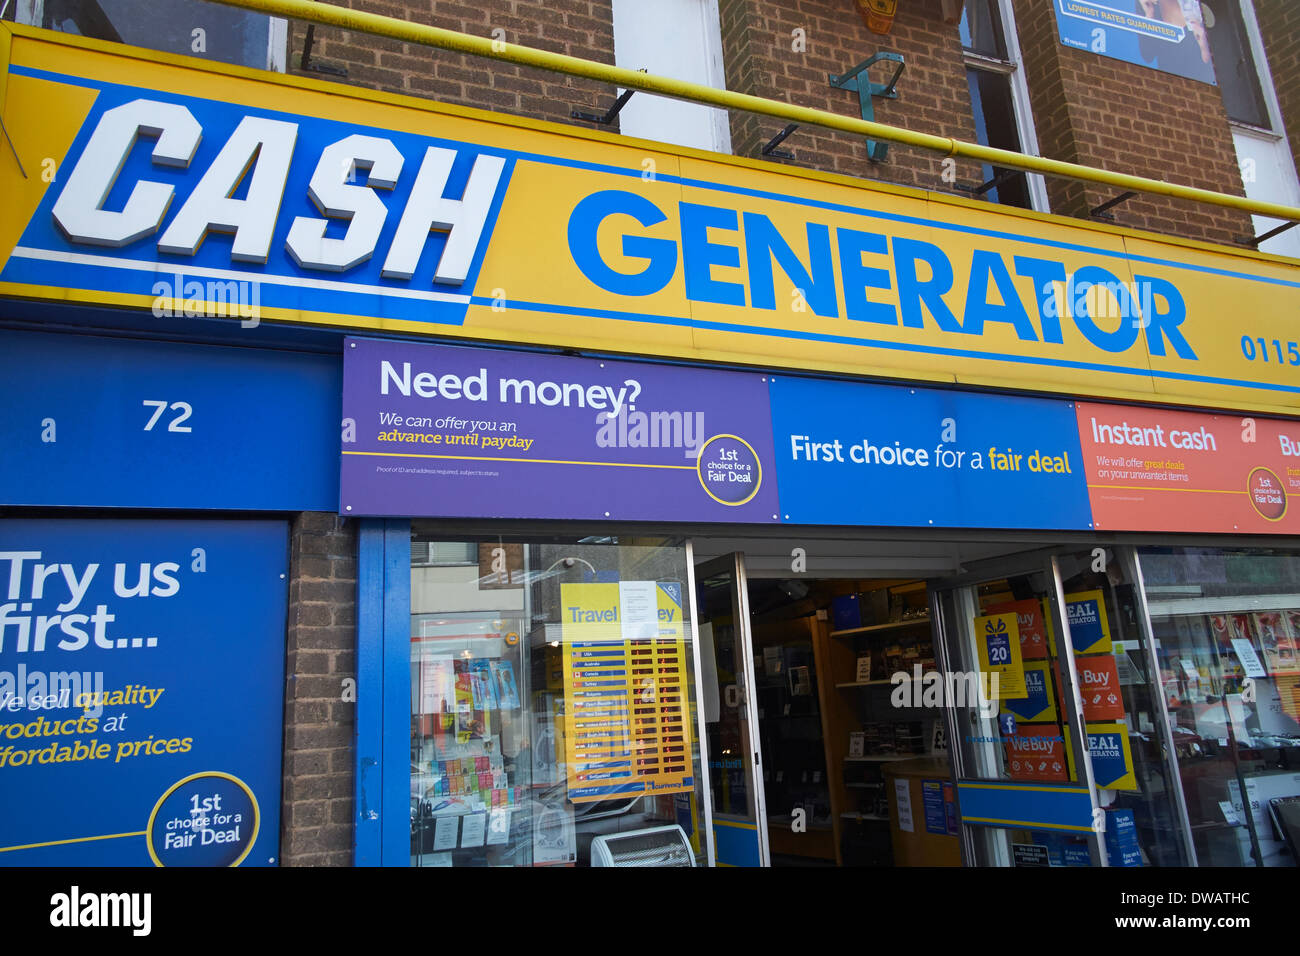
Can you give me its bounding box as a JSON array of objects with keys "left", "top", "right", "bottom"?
[{"left": 975, "top": 611, "right": 1027, "bottom": 700}]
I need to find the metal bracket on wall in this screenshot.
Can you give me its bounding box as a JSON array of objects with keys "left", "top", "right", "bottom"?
[
  {"left": 955, "top": 167, "right": 1018, "bottom": 198},
  {"left": 1089, "top": 190, "right": 1137, "bottom": 221},
  {"left": 300, "top": 24, "right": 348, "bottom": 77},
  {"left": 0, "top": 114, "right": 26, "bottom": 179},
  {"left": 572, "top": 69, "right": 645, "bottom": 125},
  {"left": 1237, "top": 220, "right": 1299, "bottom": 248},
  {"left": 761, "top": 123, "right": 800, "bottom": 160},
  {"left": 828, "top": 52, "right": 905, "bottom": 164}
]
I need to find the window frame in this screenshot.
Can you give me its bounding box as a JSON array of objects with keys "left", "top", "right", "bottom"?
[
  {"left": 609, "top": 0, "right": 732, "bottom": 155},
  {"left": 1224, "top": 0, "right": 1288, "bottom": 142},
  {"left": 961, "top": 0, "right": 1051, "bottom": 213},
  {"left": 15, "top": 0, "right": 288, "bottom": 73}
]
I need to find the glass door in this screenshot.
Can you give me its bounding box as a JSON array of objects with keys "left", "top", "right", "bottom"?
[
  {"left": 932, "top": 552, "right": 1106, "bottom": 867},
  {"left": 693, "top": 552, "right": 770, "bottom": 866},
  {"left": 934, "top": 547, "right": 1197, "bottom": 868}
]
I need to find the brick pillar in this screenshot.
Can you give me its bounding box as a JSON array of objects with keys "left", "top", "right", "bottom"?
[
  {"left": 1013, "top": 0, "right": 1252, "bottom": 244},
  {"left": 280, "top": 512, "right": 358, "bottom": 866},
  {"left": 719, "top": 0, "right": 985, "bottom": 188}
]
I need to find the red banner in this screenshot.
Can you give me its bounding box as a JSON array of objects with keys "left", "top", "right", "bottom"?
[{"left": 1076, "top": 402, "right": 1300, "bottom": 533}]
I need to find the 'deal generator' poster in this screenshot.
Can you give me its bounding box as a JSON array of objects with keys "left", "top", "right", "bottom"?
[{"left": 0, "top": 520, "right": 287, "bottom": 866}]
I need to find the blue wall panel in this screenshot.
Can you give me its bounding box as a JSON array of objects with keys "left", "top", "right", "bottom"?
[{"left": 0, "top": 329, "right": 339, "bottom": 512}]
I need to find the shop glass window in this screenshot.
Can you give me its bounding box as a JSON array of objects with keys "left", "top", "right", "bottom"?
[
  {"left": 1138, "top": 547, "right": 1300, "bottom": 867},
  {"left": 937, "top": 563, "right": 1100, "bottom": 866},
  {"left": 942, "top": 569, "right": 1071, "bottom": 786},
  {"left": 11, "top": 0, "right": 285, "bottom": 72},
  {"left": 409, "top": 532, "right": 708, "bottom": 867}
]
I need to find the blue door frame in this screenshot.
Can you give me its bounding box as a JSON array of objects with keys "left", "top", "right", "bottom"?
[{"left": 354, "top": 518, "right": 412, "bottom": 866}]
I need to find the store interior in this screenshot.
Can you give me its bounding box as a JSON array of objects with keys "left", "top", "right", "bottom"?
[
  {"left": 696, "top": 571, "right": 950, "bottom": 867},
  {"left": 405, "top": 531, "right": 1300, "bottom": 867},
  {"left": 697, "top": 541, "right": 1300, "bottom": 869},
  {"left": 692, "top": 532, "right": 1030, "bottom": 868}
]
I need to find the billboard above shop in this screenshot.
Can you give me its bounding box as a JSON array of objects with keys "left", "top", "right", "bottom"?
[
  {"left": 3, "top": 27, "right": 1300, "bottom": 417},
  {"left": 0, "top": 328, "right": 338, "bottom": 511},
  {"left": 342, "top": 337, "right": 1300, "bottom": 535},
  {"left": 340, "top": 337, "right": 782, "bottom": 524},
  {"left": 1076, "top": 402, "right": 1300, "bottom": 532},
  {"left": 1053, "top": 0, "right": 1217, "bottom": 85}
]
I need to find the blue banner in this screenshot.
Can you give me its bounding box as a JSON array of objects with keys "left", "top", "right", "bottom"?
[
  {"left": 0, "top": 329, "right": 338, "bottom": 511},
  {"left": 0, "top": 519, "right": 287, "bottom": 866},
  {"left": 768, "top": 376, "right": 1092, "bottom": 529},
  {"left": 957, "top": 781, "right": 1095, "bottom": 832},
  {"left": 1053, "top": 0, "right": 1216, "bottom": 85}
]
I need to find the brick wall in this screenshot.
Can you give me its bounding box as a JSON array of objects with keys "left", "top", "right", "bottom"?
[
  {"left": 1013, "top": 0, "right": 1251, "bottom": 245},
  {"left": 286, "top": 0, "right": 617, "bottom": 131},
  {"left": 280, "top": 512, "right": 357, "bottom": 867},
  {"left": 1255, "top": 0, "right": 1300, "bottom": 175},
  {"left": 718, "top": 0, "right": 985, "bottom": 191},
  {"left": 278, "top": 0, "right": 1257, "bottom": 247}
]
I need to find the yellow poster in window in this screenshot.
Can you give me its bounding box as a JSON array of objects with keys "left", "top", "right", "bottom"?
[
  {"left": 560, "top": 582, "right": 694, "bottom": 803},
  {"left": 1086, "top": 722, "right": 1138, "bottom": 791},
  {"left": 974, "top": 612, "right": 1027, "bottom": 699},
  {"left": 1004, "top": 659, "right": 1058, "bottom": 724},
  {"left": 1065, "top": 589, "right": 1113, "bottom": 655}
]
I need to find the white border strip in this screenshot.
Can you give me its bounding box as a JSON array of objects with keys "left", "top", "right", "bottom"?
[{"left": 9, "top": 246, "right": 472, "bottom": 304}]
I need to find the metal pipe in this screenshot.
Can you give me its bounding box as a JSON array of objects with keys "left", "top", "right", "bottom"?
[
  {"left": 682, "top": 539, "right": 717, "bottom": 869},
  {"left": 205, "top": 0, "right": 1300, "bottom": 225},
  {"left": 1049, "top": 555, "right": 1109, "bottom": 867}
]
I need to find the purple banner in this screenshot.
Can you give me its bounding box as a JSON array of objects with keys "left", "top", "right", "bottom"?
[{"left": 340, "top": 338, "right": 779, "bottom": 522}]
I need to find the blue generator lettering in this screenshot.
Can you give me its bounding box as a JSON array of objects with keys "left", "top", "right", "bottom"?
[{"left": 565, "top": 189, "right": 1196, "bottom": 360}]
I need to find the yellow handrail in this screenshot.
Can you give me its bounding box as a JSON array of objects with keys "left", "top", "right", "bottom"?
[{"left": 204, "top": 0, "right": 1300, "bottom": 226}]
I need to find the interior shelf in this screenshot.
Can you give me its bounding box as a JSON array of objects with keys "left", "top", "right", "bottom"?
[
  {"left": 830, "top": 617, "right": 931, "bottom": 638},
  {"left": 843, "top": 754, "right": 914, "bottom": 762}
]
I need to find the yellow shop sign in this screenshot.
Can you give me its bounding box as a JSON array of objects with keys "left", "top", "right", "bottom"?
[{"left": 3, "top": 25, "right": 1300, "bottom": 413}]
